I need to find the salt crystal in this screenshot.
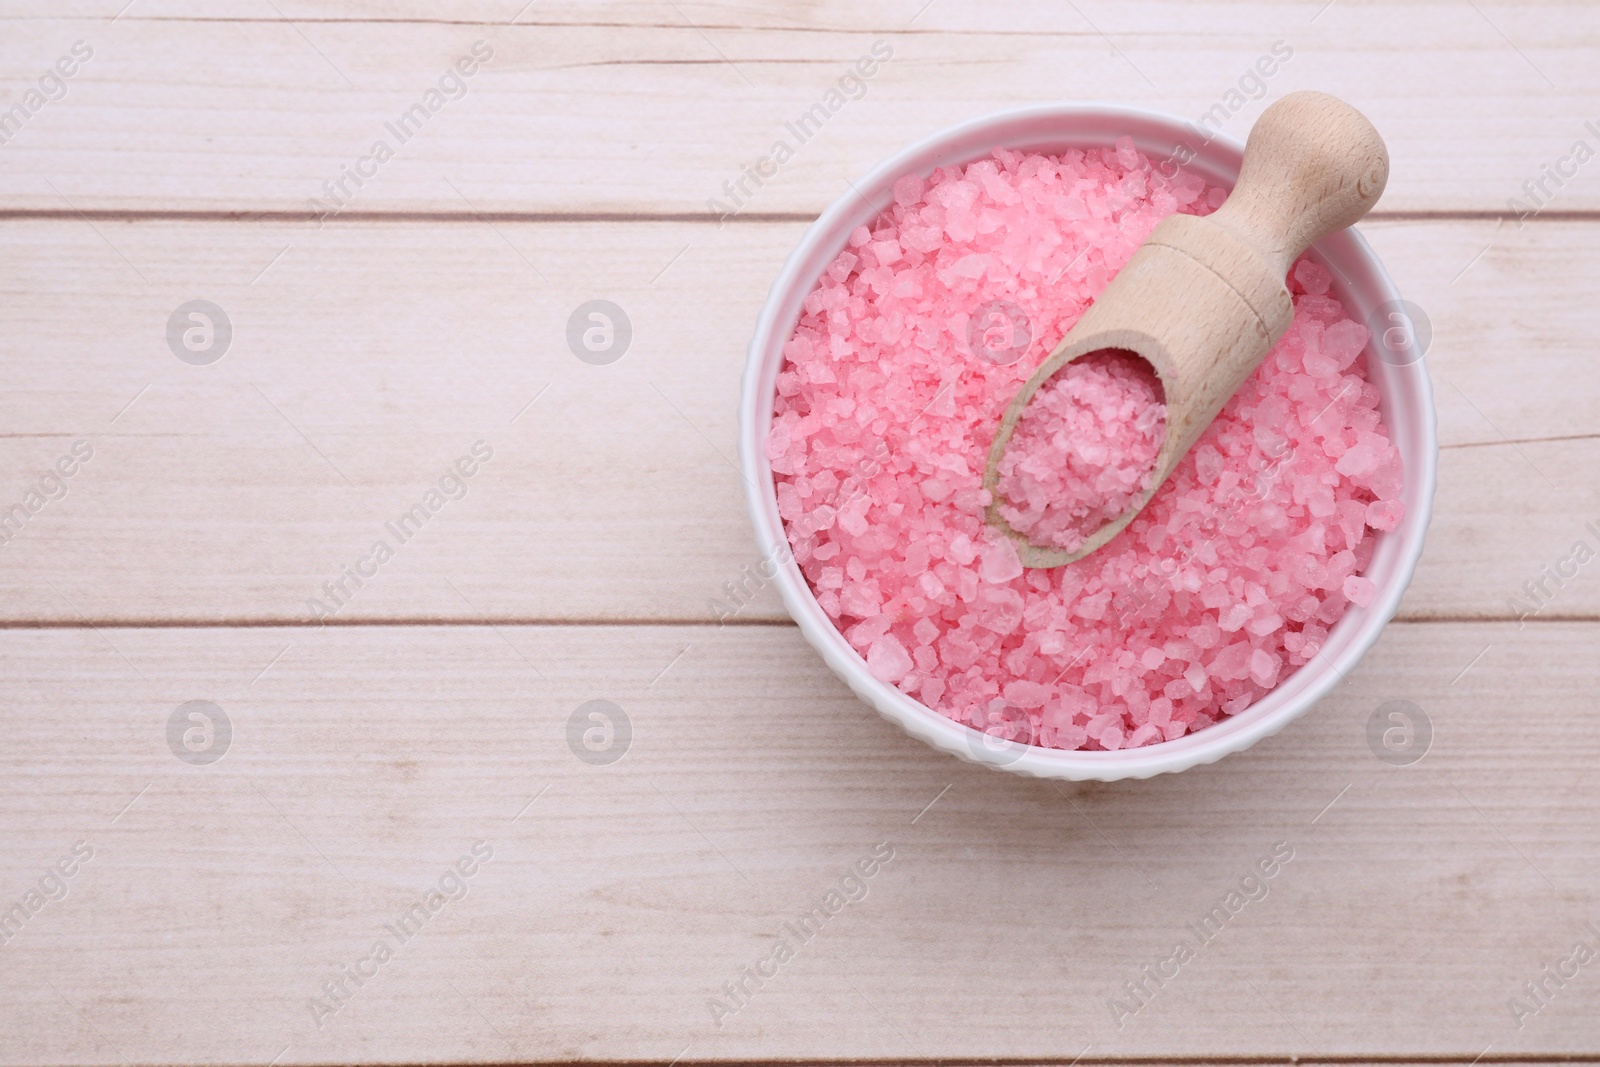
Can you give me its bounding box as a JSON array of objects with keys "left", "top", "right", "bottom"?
[
  {"left": 1292, "top": 259, "right": 1331, "bottom": 295},
  {"left": 1366, "top": 498, "right": 1404, "bottom": 531},
  {"left": 980, "top": 537, "right": 1025, "bottom": 584},
  {"left": 1248, "top": 648, "right": 1280, "bottom": 687},
  {"left": 1211, "top": 641, "right": 1253, "bottom": 681},
  {"left": 1003, "top": 680, "right": 1052, "bottom": 708},
  {"left": 1342, "top": 575, "right": 1377, "bottom": 608},
  {"left": 1126, "top": 724, "right": 1161, "bottom": 747},
  {"left": 1323, "top": 320, "right": 1369, "bottom": 371},
  {"left": 1218, "top": 602, "right": 1251, "bottom": 632},
  {"left": 867, "top": 634, "right": 914, "bottom": 683}
]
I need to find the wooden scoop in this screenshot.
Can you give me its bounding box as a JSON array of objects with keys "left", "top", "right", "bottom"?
[{"left": 983, "top": 91, "right": 1389, "bottom": 567}]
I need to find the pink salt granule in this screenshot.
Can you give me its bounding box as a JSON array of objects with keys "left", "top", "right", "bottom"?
[
  {"left": 996, "top": 349, "right": 1167, "bottom": 552},
  {"left": 769, "top": 140, "right": 1405, "bottom": 752}
]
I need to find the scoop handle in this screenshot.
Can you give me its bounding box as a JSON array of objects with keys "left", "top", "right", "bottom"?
[{"left": 1208, "top": 91, "right": 1389, "bottom": 279}]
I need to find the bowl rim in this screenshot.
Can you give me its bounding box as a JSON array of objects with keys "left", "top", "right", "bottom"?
[{"left": 738, "top": 101, "right": 1438, "bottom": 780}]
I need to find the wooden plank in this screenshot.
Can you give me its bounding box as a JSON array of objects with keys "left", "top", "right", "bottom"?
[
  {"left": 0, "top": 3, "right": 1593, "bottom": 214},
  {"left": 0, "top": 620, "right": 1594, "bottom": 1063},
  {"left": 0, "top": 217, "right": 1595, "bottom": 624}
]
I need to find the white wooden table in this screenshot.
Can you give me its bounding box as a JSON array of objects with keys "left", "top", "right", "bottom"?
[{"left": 1, "top": 2, "right": 1596, "bottom": 1064}]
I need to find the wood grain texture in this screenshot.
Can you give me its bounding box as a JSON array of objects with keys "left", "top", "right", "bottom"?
[
  {"left": 0, "top": 217, "right": 1593, "bottom": 624},
  {"left": 0, "top": 2, "right": 1590, "bottom": 214},
  {"left": 0, "top": 621, "right": 1594, "bottom": 1064}
]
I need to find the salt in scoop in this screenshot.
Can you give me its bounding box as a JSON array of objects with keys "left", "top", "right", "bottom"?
[{"left": 983, "top": 91, "right": 1389, "bottom": 566}]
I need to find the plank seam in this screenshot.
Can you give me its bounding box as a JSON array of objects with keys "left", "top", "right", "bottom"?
[
  {"left": 0, "top": 210, "right": 1596, "bottom": 225},
  {"left": 0, "top": 616, "right": 1580, "bottom": 630},
  {"left": 1440, "top": 432, "right": 1600, "bottom": 450},
  {"left": 0, "top": 16, "right": 1117, "bottom": 32},
  {"left": 159, "top": 1056, "right": 1600, "bottom": 1067}
]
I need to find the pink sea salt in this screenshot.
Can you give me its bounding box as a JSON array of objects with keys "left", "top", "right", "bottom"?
[
  {"left": 769, "top": 141, "right": 1405, "bottom": 752},
  {"left": 996, "top": 349, "right": 1167, "bottom": 552}
]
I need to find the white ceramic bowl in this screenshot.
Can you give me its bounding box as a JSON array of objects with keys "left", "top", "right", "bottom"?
[{"left": 738, "top": 104, "right": 1436, "bottom": 780}]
